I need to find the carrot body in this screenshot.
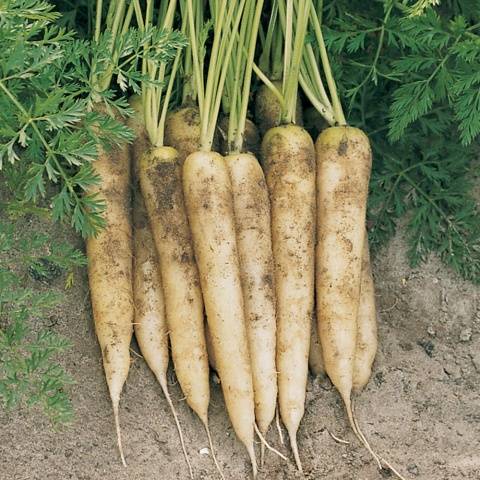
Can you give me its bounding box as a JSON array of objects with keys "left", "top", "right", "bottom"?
[
  {"left": 353, "top": 236, "right": 378, "bottom": 392},
  {"left": 128, "top": 103, "right": 194, "bottom": 477},
  {"left": 310, "top": 241, "right": 377, "bottom": 385},
  {"left": 132, "top": 201, "right": 168, "bottom": 381},
  {"left": 86, "top": 134, "right": 133, "bottom": 467},
  {"left": 315, "top": 126, "right": 406, "bottom": 479},
  {"left": 138, "top": 147, "right": 210, "bottom": 425},
  {"left": 315, "top": 126, "right": 371, "bottom": 406},
  {"left": 224, "top": 152, "right": 277, "bottom": 437},
  {"left": 261, "top": 125, "right": 315, "bottom": 472},
  {"left": 183, "top": 151, "right": 257, "bottom": 476},
  {"left": 164, "top": 107, "right": 202, "bottom": 165}
]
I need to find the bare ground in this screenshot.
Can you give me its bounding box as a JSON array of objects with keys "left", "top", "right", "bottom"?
[{"left": 1, "top": 223, "right": 479, "bottom": 480}]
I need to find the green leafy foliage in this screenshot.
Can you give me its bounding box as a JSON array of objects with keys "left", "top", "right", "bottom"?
[
  {"left": 0, "top": 0, "right": 184, "bottom": 238},
  {"left": 321, "top": 0, "right": 480, "bottom": 283},
  {"left": 0, "top": 218, "right": 86, "bottom": 424}
]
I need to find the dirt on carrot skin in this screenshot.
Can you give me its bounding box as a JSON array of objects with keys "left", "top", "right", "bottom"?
[
  {"left": 0, "top": 212, "right": 479, "bottom": 480},
  {"left": 218, "top": 116, "right": 261, "bottom": 157},
  {"left": 254, "top": 81, "right": 304, "bottom": 137},
  {"left": 164, "top": 107, "right": 202, "bottom": 166}
]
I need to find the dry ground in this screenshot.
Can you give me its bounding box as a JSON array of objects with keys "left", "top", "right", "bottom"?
[{"left": 1, "top": 221, "right": 479, "bottom": 480}]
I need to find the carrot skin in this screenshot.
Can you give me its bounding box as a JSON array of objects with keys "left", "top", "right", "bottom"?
[
  {"left": 261, "top": 125, "right": 316, "bottom": 472},
  {"left": 353, "top": 236, "right": 378, "bottom": 392},
  {"left": 139, "top": 147, "right": 210, "bottom": 425},
  {"left": 315, "top": 126, "right": 372, "bottom": 403},
  {"left": 183, "top": 151, "right": 257, "bottom": 475},
  {"left": 224, "top": 152, "right": 277, "bottom": 437},
  {"left": 86, "top": 133, "right": 133, "bottom": 467},
  {"left": 255, "top": 81, "right": 303, "bottom": 136},
  {"left": 309, "top": 312, "right": 325, "bottom": 378},
  {"left": 165, "top": 107, "right": 220, "bottom": 165}
]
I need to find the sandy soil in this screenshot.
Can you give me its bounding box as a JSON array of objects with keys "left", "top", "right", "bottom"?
[{"left": 1, "top": 221, "right": 479, "bottom": 480}]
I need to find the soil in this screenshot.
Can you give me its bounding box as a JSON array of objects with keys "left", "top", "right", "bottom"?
[{"left": 1, "top": 221, "right": 479, "bottom": 480}]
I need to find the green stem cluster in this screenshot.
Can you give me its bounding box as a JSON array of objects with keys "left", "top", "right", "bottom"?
[
  {"left": 187, "top": 0, "right": 247, "bottom": 151},
  {"left": 223, "top": 0, "right": 265, "bottom": 153},
  {"left": 258, "top": 0, "right": 346, "bottom": 126},
  {"left": 275, "top": 0, "right": 310, "bottom": 124},
  {"left": 301, "top": 1, "right": 346, "bottom": 125},
  {"left": 138, "top": 0, "right": 182, "bottom": 147}
]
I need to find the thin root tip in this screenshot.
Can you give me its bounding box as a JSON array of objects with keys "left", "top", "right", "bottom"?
[
  {"left": 260, "top": 441, "right": 265, "bottom": 467},
  {"left": 379, "top": 457, "right": 409, "bottom": 480},
  {"left": 254, "top": 423, "right": 288, "bottom": 462},
  {"left": 159, "top": 381, "right": 193, "bottom": 479},
  {"left": 248, "top": 444, "right": 258, "bottom": 479},
  {"left": 205, "top": 424, "right": 225, "bottom": 480},
  {"left": 289, "top": 432, "right": 303, "bottom": 473},
  {"left": 113, "top": 405, "right": 127, "bottom": 467}
]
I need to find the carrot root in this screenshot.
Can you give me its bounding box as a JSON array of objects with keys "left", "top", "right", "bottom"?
[
  {"left": 343, "top": 395, "right": 382, "bottom": 470},
  {"left": 327, "top": 429, "right": 349, "bottom": 445},
  {"left": 112, "top": 401, "right": 126, "bottom": 467},
  {"left": 275, "top": 406, "right": 284, "bottom": 445},
  {"left": 247, "top": 444, "right": 258, "bottom": 479},
  {"left": 350, "top": 400, "right": 408, "bottom": 480},
  {"left": 254, "top": 423, "right": 287, "bottom": 462},
  {"left": 287, "top": 428, "right": 303, "bottom": 473},
  {"left": 158, "top": 379, "right": 193, "bottom": 479},
  {"left": 204, "top": 423, "right": 225, "bottom": 480}
]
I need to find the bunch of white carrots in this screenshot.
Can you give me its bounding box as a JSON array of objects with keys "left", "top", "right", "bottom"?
[{"left": 85, "top": 1, "right": 407, "bottom": 479}]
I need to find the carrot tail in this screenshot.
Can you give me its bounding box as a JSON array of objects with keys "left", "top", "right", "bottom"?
[
  {"left": 287, "top": 428, "right": 303, "bottom": 473},
  {"left": 275, "top": 406, "right": 284, "bottom": 445},
  {"left": 254, "top": 423, "right": 287, "bottom": 462},
  {"left": 247, "top": 442, "right": 258, "bottom": 479},
  {"left": 351, "top": 399, "right": 408, "bottom": 480},
  {"left": 204, "top": 422, "right": 225, "bottom": 480},
  {"left": 112, "top": 401, "right": 127, "bottom": 467},
  {"left": 159, "top": 379, "right": 193, "bottom": 479},
  {"left": 260, "top": 441, "right": 266, "bottom": 467},
  {"left": 343, "top": 394, "right": 382, "bottom": 469}
]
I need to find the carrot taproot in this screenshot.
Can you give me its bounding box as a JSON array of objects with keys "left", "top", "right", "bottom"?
[
  {"left": 128, "top": 101, "right": 194, "bottom": 477},
  {"left": 224, "top": 152, "right": 277, "bottom": 453},
  {"left": 132, "top": 188, "right": 194, "bottom": 477},
  {"left": 183, "top": 151, "right": 257, "bottom": 477},
  {"left": 315, "top": 125, "right": 384, "bottom": 468},
  {"left": 309, "top": 313, "right": 325, "bottom": 378},
  {"left": 205, "top": 322, "right": 218, "bottom": 372},
  {"left": 254, "top": 81, "right": 303, "bottom": 136},
  {"left": 353, "top": 236, "right": 378, "bottom": 392},
  {"left": 138, "top": 146, "right": 219, "bottom": 456},
  {"left": 86, "top": 122, "right": 133, "bottom": 467},
  {"left": 261, "top": 124, "right": 316, "bottom": 472},
  {"left": 164, "top": 107, "right": 202, "bottom": 165},
  {"left": 219, "top": 116, "right": 261, "bottom": 157}
]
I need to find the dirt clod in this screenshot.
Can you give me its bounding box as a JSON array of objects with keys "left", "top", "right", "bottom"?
[
  {"left": 459, "top": 328, "right": 472, "bottom": 342},
  {"left": 407, "top": 463, "right": 419, "bottom": 475},
  {"left": 418, "top": 338, "right": 435, "bottom": 356}
]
